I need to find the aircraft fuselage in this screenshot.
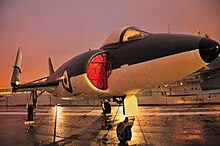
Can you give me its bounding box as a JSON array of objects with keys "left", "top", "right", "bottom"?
[{"left": 47, "top": 31, "right": 219, "bottom": 100}]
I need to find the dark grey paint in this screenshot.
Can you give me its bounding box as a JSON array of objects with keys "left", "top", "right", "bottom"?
[
  {"left": 48, "top": 33, "right": 219, "bottom": 83},
  {"left": 12, "top": 29, "right": 220, "bottom": 92}
]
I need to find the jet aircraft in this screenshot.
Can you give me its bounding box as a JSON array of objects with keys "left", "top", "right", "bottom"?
[{"left": 10, "top": 26, "right": 220, "bottom": 143}]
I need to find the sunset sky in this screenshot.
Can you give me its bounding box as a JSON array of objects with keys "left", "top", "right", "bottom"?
[{"left": 0, "top": 0, "right": 220, "bottom": 88}]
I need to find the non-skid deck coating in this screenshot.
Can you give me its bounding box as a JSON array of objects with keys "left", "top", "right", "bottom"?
[{"left": 1, "top": 105, "right": 220, "bottom": 146}]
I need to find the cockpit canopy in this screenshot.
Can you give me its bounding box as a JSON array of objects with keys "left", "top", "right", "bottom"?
[{"left": 102, "top": 27, "right": 150, "bottom": 47}]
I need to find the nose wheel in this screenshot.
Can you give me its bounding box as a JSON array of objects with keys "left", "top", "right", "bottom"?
[
  {"left": 116, "top": 117, "right": 134, "bottom": 142},
  {"left": 116, "top": 95, "right": 138, "bottom": 143}
]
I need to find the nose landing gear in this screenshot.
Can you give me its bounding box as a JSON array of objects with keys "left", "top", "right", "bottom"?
[{"left": 116, "top": 95, "right": 138, "bottom": 143}]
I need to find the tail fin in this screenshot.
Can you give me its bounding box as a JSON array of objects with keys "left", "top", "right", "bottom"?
[
  {"left": 48, "top": 58, "right": 54, "bottom": 75},
  {"left": 11, "top": 48, "right": 22, "bottom": 87}
]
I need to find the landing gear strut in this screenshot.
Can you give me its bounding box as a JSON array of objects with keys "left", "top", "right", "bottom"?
[
  {"left": 116, "top": 95, "right": 138, "bottom": 143},
  {"left": 25, "top": 90, "right": 44, "bottom": 132},
  {"left": 25, "top": 90, "right": 40, "bottom": 132},
  {"left": 27, "top": 90, "right": 38, "bottom": 122}
]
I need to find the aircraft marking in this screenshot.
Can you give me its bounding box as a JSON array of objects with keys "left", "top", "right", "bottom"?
[{"left": 62, "top": 70, "right": 73, "bottom": 93}]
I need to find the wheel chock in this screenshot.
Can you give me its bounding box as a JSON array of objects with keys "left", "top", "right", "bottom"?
[
  {"left": 24, "top": 121, "right": 35, "bottom": 125},
  {"left": 126, "top": 140, "right": 137, "bottom": 145},
  {"left": 105, "top": 113, "right": 112, "bottom": 117}
]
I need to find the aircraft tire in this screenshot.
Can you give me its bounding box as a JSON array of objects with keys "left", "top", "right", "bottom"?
[
  {"left": 104, "top": 102, "right": 111, "bottom": 114},
  {"left": 116, "top": 122, "right": 132, "bottom": 143},
  {"left": 27, "top": 105, "right": 34, "bottom": 121}
]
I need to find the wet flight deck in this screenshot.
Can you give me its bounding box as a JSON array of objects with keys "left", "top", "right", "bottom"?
[{"left": 1, "top": 105, "right": 220, "bottom": 146}]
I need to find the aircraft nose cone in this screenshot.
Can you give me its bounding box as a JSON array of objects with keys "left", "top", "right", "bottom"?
[{"left": 199, "top": 37, "right": 220, "bottom": 63}]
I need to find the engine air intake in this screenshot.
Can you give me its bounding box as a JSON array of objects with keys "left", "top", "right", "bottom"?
[{"left": 87, "top": 53, "right": 112, "bottom": 90}]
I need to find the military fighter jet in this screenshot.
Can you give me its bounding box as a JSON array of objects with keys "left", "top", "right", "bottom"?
[{"left": 11, "top": 26, "right": 220, "bottom": 143}]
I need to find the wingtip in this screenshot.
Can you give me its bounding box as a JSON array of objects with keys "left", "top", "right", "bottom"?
[
  {"left": 11, "top": 47, "right": 23, "bottom": 88},
  {"left": 18, "top": 47, "right": 22, "bottom": 52}
]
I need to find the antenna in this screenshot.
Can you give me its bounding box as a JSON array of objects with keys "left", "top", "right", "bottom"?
[
  {"left": 168, "top": 24, "right": 171, "bottom": 34},
  {"left": 197, "top": 30, "right": 201, "bottom": 36},
  {"left": 205, "top": 34, "right": 210, "bottom": 38}
]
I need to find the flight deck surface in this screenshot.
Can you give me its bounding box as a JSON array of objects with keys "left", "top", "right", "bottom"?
[{"left": 0, "top": 105, "right": 220, "bottom": 146}]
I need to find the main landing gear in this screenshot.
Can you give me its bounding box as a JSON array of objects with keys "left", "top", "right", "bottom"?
[
  {"left": 25, "top": 90, "right": 43, "bottom": 132},
  {"left": 116, "top": 95, "right": 138, "bottom": 143},
  {"left": 27, "top": 105, "right": 34, "bottom": 121},
  {"left": 102, "top": 100, "right": 111, "bottom": 115},
  {"left": 27, "top": 91, "right": 38, "bottom": 121}
]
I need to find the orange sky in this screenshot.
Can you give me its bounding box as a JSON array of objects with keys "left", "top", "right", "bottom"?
[{"left": 0, "top": 0, "right": 220, "bottom": 88}]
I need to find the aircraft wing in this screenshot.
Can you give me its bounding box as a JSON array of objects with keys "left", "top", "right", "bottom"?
[
  {"left": 11, "top": 48, "right": 61, "bottom": 92},
  {"left": 167, "top": 89, "right": 220, "bottom": 97},
  {"left": 13, "top": 79, "right": 60, "bottom": 92}
]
